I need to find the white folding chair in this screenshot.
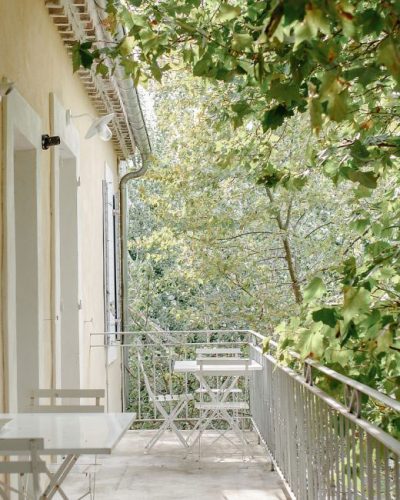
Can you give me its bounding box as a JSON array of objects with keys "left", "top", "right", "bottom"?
[
  {"left": 138, "top": 353, "right": 193, "bottom": 451},
  {"left": 189, "top": 358, "right": 250, "bottom": 457},
  {"left": 195, "top": 348, "right": 243, "bottom": 397},
  {"left": 194, "top": 348, "right": 243, "bottom": 439},
  {"left": 0, "top": 438, "right": 48, "bottom": 500},
  {"left": 30, "top": 388, "right": 105, "bottom": 499}
]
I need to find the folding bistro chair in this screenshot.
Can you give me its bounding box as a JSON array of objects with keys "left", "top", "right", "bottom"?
[
  {"left": 30, "top": 389, "right": 105, "bottom": 499},
  {"left": 189, "top": 357, "right": 250, "bottom": 458},
  {"left": 0, "top": 438, "right": 48, "bottom": 500},
  {"left": 195, "top": 347, "right": 243, "bottom": 398},
  {"left": 138, "top": 353, "right": 193, "bottom": 451},
  {"left": 194, "top": 347, "right": 243, "bottom": 436}
]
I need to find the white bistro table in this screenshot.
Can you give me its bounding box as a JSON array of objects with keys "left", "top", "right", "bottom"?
[
  {"left": 174, "top": 359, "right": 262, "bottom": 450},
  {"left": 0, "top": 412, "right": 135, "bottom": 499}
]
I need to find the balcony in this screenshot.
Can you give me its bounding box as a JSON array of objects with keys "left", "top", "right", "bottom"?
[{"left": 88, "top": 329, "right": 400, "bottom": 499}]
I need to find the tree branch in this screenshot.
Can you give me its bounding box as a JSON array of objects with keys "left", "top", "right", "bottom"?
[{"left": 215, "top": 230, "right": 273, "bottom": 242}]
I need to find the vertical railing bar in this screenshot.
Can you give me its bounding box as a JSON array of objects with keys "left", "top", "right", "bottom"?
[
  {"left": 286, "top": 373, "right": 291, "bottom": 488},
  {"left": 282, "top": 372, "right": 287, "bottom": 479},
  {"left": 326, "top": 403, "right": 333, "bottom": 500},
  {"left": 322, "top": 398, "right": 329, "bottom": 499},
  {"left": 306, "top": 388, "right": 315, "bottom": 498},
  {"left": 351, "top": 421, "right": 357, "bottom": 498},
  {"left": 290, "top": 377, "right": 298, "bottom": 497},
  {"left": 137, "top": 350, "right": 141, "bottom": 420},
  {"left": 333, "top": 411, "right": 340, "bottom": 500},
  {"left": 340, "top": 414, "right": 346, "bottom": 498},
  {"left": 299, "top": 384, "right": 307, "bottom": 499},
  {"left": 320, "top": 397, "right": 328, "bottom": 498},
  {"left": 184, "top": 335, "right": 189, "bottom": 420},
  {"left": 152, "top": 353, "right": 157, "bottom": 420},
  {"left": 376, "top": 440, "right": 381, "bottom": 500},
  {"left": 367, "top": 434, "right": 374, "bottom": 498},
  {"left": 313, "top": 392, "right": 321, "bottom": 498},
  {"left": 345, "top": 416, "right": 351, "bottom": 497},
  {"left": 313, "top": 392, "right": 320, "bottom": 499},
  {"left": 383, "top": 446, "right": 390, "bottom": 500},
  {"left": 168, "top": 350, "right": 172, "bottom": 396},
  {"left": 330, "top": 407, "right": 338, "bottom": 499},
  {"left": 359, "top": 428, "right": 365, "bottom": 499}
]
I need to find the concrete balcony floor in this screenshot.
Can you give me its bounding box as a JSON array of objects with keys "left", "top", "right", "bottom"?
[{"left": 61, "top": 430, "right": 287, "bottom": 499}]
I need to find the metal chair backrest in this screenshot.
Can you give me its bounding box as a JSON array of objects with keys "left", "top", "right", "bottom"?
[
  {"left": 137, "top": 353, "right": 157, "bottom": 402},
  {"left": 30, "top": 389, "right": 105, "bottom": 413},
  {"left": 197, "top": 357, "right": 250, "bottom": 366},
  {"left": 0, "top": 438, "right": 46, "bottom": 498},
  {"left": 196, "top": 357, "right": 250, "bottom": 371},
  {"left": 196, "top": 347, "right": 241, "bottom": 358}
]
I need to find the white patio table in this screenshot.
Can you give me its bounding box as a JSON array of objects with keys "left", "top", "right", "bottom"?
[
  {"left": 174, "top": 359, "right": 262, "bottom": 451},
  {"left": 0, "top": 412, "right": 135, "bottom": 499}
]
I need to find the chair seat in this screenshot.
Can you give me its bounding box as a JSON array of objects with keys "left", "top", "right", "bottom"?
[
  {"left": 155, "top": 394, "right": 193, "bottom": 402},
  {"left": 195, "top": 387, "right": 242, "bottom": 394},
  {"left": 195, "top": 401, "right": 249, "bottom": 411}
]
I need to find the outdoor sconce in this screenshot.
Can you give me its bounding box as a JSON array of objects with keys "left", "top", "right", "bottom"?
[
  {"left": 66, "top": 109, "right": 115, "bottom": 142},
  {"left": 42, "top": 134, "right": 61, "bottom": 150}
]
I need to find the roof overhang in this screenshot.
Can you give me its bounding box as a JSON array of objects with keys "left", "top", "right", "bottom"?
[{"left": 45, "top": 0, "right": 151, "bottom": 160}]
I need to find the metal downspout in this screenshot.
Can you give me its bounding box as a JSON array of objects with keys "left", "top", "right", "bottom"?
[
  {"left": 120, "top": 156, "right": 150, "bottom": 331},
  {"left": 90, "top": 0, "right": 152, "bottom": 410},
  {"left": 119, "top": 153, "right": 150, "bottom": 410}
]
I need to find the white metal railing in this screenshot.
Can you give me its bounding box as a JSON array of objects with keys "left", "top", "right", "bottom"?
[
  {"left": 249, "top": 331, "right": 400, "bottom": 499},
  {"left": 91, "top": 330, "right": 250, "bottom": 422},
  {"left": 91, "top": 329, "right": 400, "bottom": 499}
]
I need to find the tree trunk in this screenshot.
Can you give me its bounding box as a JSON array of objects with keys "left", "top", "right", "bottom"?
[{"left": 266, "top": 188, "right": 303, "bottom": 304}]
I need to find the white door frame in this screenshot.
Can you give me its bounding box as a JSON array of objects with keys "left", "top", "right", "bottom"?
[
  {"left": 2, "top": 90, "right": 42, "bottom": 412},
  {"left": 49, "top": 93, "right": 82, "bottom": 389}
]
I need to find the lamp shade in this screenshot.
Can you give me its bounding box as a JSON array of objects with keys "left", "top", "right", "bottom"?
[{"left": 85, "top": 113, "right": 115, "bottom": 141}]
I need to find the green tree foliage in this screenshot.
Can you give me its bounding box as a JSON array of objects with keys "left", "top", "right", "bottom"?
[
  {"left": 126, "top": 73, "right": 353, "bottom": 355},
  {"left": 75, "top": 1, "right": 400, "bottom": 433}
]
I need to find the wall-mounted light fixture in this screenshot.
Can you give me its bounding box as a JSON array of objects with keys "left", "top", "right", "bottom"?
[
  {"left": 0, "top": 76, "right": 15, "bottom": 101},
  {"left": 42, "top": 134, "right": 61, "bottom": 150},
  {"left": 66, "top": 110, "right": 115, "bottom": 142}
]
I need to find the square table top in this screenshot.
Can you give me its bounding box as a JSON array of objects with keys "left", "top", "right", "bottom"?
[
  {"left": 0, "top": 412, "right": 136, "bottom": 455},
  {"left": 174, "top": 359, "right": 262, "bottom": 376}
]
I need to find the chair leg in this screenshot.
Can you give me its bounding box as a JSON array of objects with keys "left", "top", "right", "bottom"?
[
  {"left": 146, "top": 400, "right": 189, "bottom": 450},
  {"left": 145, "top": 420, "right": 170, "bottom": 450},
  {"left": 0, "top": 484, "right": 7, "bottom": 500}
]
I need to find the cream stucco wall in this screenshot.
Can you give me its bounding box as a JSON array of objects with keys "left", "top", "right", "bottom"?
[{"left": 0, "top": 0, "right": 122, "bottom": 411}]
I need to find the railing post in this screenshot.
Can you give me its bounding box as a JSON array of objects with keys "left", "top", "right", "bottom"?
[
  {"left": 344, "top": 385, "right": 361, "bottom": 418},
  {"left": 304, "top": 362, "right": 313, "bottom": 386}
]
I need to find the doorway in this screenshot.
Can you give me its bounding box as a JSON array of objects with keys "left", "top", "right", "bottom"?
[
  {"left": 2, "top": 91, "right": 42, "bottom": 411},
  {"left": 50, "top": 93, "right": 82, "bottom": 389}
]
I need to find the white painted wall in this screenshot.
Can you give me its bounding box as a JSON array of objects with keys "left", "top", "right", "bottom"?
[
  {"left": 59, "top": 157, "right": 81, "bottom": 387},
  {"left": 0, "top": 1, "right": 123, "bottom": 412}
]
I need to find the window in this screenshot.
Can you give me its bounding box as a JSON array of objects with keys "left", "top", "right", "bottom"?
[{"left": 103, "top": 167, "right": 121, "bottom": 359}]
